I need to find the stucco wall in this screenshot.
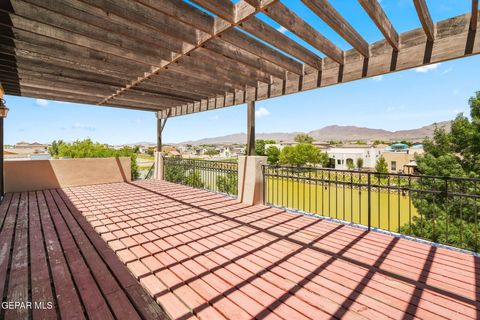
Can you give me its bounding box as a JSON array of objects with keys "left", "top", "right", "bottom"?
[{"left": 5, "top": 157, "right": 131, "bottom": 192}]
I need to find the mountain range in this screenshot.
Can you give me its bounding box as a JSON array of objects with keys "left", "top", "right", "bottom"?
[{"left": 179, "top": 121, "right": 451, "bottom": 145}]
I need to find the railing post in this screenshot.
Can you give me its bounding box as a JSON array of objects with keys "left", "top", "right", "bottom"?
[
  {"left": 154, "top": 152, "right": 164, "bottom": 180},
  {"left": 367, "top": 172, "right": 371, "bottom": 231}
]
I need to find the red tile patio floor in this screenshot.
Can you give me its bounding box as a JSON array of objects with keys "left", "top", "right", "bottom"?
[{"left": 58, "top": 180, "right": 480, "bottom": 320}]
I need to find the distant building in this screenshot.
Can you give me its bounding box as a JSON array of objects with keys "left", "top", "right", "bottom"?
[
  {"left": 326, "top": 145, "right": 382, "bottom": 170},
  {"left": 14, "top": 141, "right": 48, "bottom": 150},
  {"left": 381, "top": 144, "right": 424, "bottom": 173}
]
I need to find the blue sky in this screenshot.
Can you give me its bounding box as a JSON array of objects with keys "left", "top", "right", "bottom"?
[{"left": 3, "top": 0, "right": 479, "bottom": 145}]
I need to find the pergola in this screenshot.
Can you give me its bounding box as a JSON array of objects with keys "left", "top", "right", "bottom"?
[
  {"left": 0, "top": 0, "right": 478, "bottom": 153},
  {"left": 0, "top": 0, "right": 478, "bottom": 115}
]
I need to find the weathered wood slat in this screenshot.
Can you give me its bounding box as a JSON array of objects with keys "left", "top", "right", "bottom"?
[
  {"left": 43, "top": 190, "right": 115, "bottom": 320},
  {"left": 301, "top": 0, "right": 369, "bottom": 57},
  {"left": 190, "top": 0, "right": 236, "bottom": 23},
  {"left": 36, "top": 191, "right": 86, "bottom": 320},
  {"left": 240, "top": 17, "right": 323, "bottom": 69},
  {"left": 50, "top": 189, "right": 143, "bottom": 320},
  {"left": 137, "top": 0, "right": 214, "bottom": 34},
  {"left": 472, "top": 0, "right": 479, "bottom": 31},
  {"left": 23, "top": 0, "right": 187, "bottom": 54},
  {"left": 220, "top": 28, "right": 304, "bottom": 75},
  {"left": 413, "top": 0, "right": 435, "bottom": 41},
  {"left": 27, "top": 192, "right": 56, "bottom": 320},
  {"left": 4, "top": 193, "right": 29, "bottom": 320},
  {"left": 264, "top": 2, "right": 344, "bottom": 64},
  {"left": 358, "top": 0, "right": 399, "bottom": 50},
  {"left": 204, "top": 39, "right": 287, "bottom": 80}
]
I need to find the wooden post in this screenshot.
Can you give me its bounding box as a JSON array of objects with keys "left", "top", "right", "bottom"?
[
  {"left": 157, "top": 116, "right": 162, "bottom": 152},
  {"left": 247, "top": 100, "right": 256, "bottom": 156}
]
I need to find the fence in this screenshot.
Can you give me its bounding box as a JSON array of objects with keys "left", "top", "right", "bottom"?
[
  {"left": 263, "top": 165, "right": 480, "bottom": 252},
  {"left": 164, "top": 158, "right": 238, "bottom": 196}
]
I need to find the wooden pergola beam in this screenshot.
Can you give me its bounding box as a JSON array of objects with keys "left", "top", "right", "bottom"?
[
  {"left": 240, "top": 17, "right": 323, "bottom": 69},
  {"left": 96, "top": 0, "right": 270, "bottom": 106},
  {"left": 413, "top": 0, "right": 435, "bottom": 41},
  {"left": 220, "top": 28, "right": 304, "bottom": 75},
  {"left": 136, "top": 0, "right": 215, "bottom": 34},
  {"left": 163, "top": 12, "right": 479, "bottom": 118},
  {"left": 301, "top": 0, "right": 369, "bottom": 57},
  {"left": 203, "top": 39, "right": 287, "bottom": 80},
  {"left": 358, "top": 0, "right": 399, "bottom": 50},
  {"left": 472, "top": 0, "right": 479, "bottom": 31},
  {"left": 264, "top": 2, "right": 344, "bottom": 64},
  {"left": 190, "top": 0, "right": 236, "bottom": 23}
]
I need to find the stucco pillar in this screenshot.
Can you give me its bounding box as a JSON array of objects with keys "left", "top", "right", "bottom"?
[
  {"left": 154, "top": 152, "right": 164, "bottom": 180},
  {"left": 237, "top": 155, "right": 267, "bottom": 205}
]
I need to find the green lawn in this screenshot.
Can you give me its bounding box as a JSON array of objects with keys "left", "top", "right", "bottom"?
[{"left": 265, "top": 177, "right": 418, "bottom": 232}]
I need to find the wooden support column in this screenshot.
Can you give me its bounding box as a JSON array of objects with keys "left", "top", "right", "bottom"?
[
  {"left": 155, "top": 111, "right": 170, "bottom": 180},
  {"left": 157, "top": 116, "right": 162, "bottom": 152},
  {"left": 246, "top": 100, "right": 256, "bottom": 156}
]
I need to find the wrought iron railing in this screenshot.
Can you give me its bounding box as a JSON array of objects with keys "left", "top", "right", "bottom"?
[
  {"left": 164, "top": 158, "right": 238, "bottom": 196},
  {"left": 263, "top": 165, "right": 480, "bottom": 252}
]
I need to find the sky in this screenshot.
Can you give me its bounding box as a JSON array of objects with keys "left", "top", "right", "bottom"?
[{"left": 3, "top": 0, "right": 479, "bottom": 145}]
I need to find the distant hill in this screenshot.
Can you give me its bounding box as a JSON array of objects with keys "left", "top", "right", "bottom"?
[{"left": 180, "top": 121, "right": 451, "bottom": 145}]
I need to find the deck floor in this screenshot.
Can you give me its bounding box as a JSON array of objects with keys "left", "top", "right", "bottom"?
[
  {"left": 0, "top": 189, "right": 168, "bottom": 320},
  {"left": 60, "top": 180, "right": 480, "bottom": 320}
]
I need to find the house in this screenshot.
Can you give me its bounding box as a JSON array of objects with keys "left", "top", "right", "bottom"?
[
  {"left": 381, "top": 144, "right": 424, "bottom": 173},
  {"left": 326, "top": 145, "right": 382, "bottom": 170}
]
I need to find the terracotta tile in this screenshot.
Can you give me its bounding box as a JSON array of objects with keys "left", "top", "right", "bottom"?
[
  {"left": 113, "top": 229, "right": 128, "bottom": 238},
  {"left": 117, "top": 249, "right": 137, "bottom": 264},
  {"left": 141, "top": 256, "right": 163, "bottom": 273},
  {"left": 108, "top": 240, "right": 125, "bottom": 252},
  {"left": 101, "top": 232, "right": 116, "bottom": 242},
  {"left": 130, "top": 245, "right": 150, "bottom": 259},
  {"left": 143, "top": 242, "right": 161, "bottom": 255},
  {"left": 127, "top": 260, "right": 150, "bottom": 279},
  {"left": 132, "top": 234, "right": 149, "bottom": 244},
  {"left": 121, "top": 237, "right": 138, "bottom": 248}
]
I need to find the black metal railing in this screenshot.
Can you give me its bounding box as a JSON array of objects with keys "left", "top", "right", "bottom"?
[
  {"left": 263, "top": 165, "right": 480, "bottom": 252},
  {"left": 144, "top": 163, "right": 155, "bottom": 180},
  {"left": 164, "top": 158, "right": 238, "bottom": 196}
]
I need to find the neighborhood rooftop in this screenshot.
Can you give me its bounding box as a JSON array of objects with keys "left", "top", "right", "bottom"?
[{"left": 0, "top": 0, "right": 478, "bottom": 118}]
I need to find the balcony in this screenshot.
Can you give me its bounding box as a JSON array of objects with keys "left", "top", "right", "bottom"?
[{"left": 1, "top": 158, "right": 479, "bottom": 319}]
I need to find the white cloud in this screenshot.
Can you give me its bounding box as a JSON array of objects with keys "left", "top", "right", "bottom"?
[
  {"left": 386, "top": 104, "right": 406, "bottom": 112},
  {"left": 277, "top": 26, "right": 287, "bottom": 34},
  {"left": 72, "top": 123, "right": 95, "bottom": 131},
  {"left": 372, "top": 75, "right": 383, "bottom": 81},
  {"left": 415, "top": 63, "right": 441, "bottom": 73},
  {"left": 255, "top": 107, "right": 270, "bottom": 118},
  {"left": 35, "top": 99, "right": 48, "bottom": 107},
  {"left": 441, "top": 67, "right": 453, "bottom": 75}
]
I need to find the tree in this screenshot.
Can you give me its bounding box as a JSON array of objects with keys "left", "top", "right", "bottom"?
[
  {"left": 400, "top": 91, "right": 480, "bottom": 251},
  {"left": 50, "top": 139, "right": 139, "bottom": 179},
  {"left": 216, "top": 172, "right": 238, "bottom": 195},
  {"left": 243, "top": 139, "right": 276, "bottom": 156},
  {"left": 265, "top": 146, "right": 280, "bottom": 165},
  {"left": 356, "top": 157, "right": 364, "bottom": 170},
  {"left": 375, "top": 156, "right": 388, "bottom": 174},
  {"left": 279, "top": 143, "right": 328, "bottom": 167},
  {"left": 346, "top": 158, "right": 355, "bottom": 170},
  {"left": 204, "top": 149, "right": 220, "bottom": 156},
  {"left": 48, "top": 140, "right": 64, "bottom": 157},
  {"left": 294, "top": 134, "right": 314, "bottom": 144}
]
